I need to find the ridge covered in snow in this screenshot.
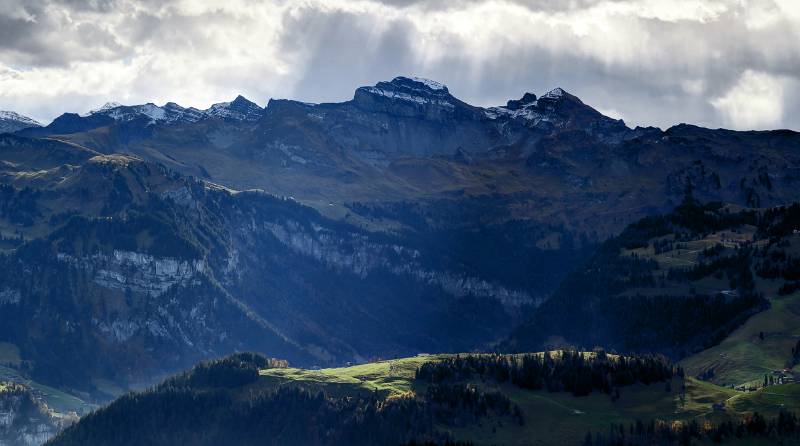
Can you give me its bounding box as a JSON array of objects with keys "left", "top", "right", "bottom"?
[
  {"left": 0, "top": 110, "right": 42, "bottom": 134},
  {"left": 408, "top": 77, "right": 447, "bottom": 91},
  {"left": 19, "top": 78, "right": 622, "bottom": 137},
  {"left": 85, "top": 102, "right": 123, "bottom": 116},
  {"left": 0, "top": 111, "right": 41, "bottom": 126},
  {"left": 484, "top": 87, "right": 575, "bottom": 122},
  {"left": 83, "top": 95, "right": 265, "bottom": 125},
  {"left": 357, "top": 76, "right": 455, "bottom": 109},
  {"left": 539, "top": 87, "right": 567, "bottom": 100},
  {"left": 205, "top": 95, "right": 263, "bottom": 121}
]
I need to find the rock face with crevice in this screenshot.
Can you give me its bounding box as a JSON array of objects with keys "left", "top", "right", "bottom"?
[
  {"left": 0, "top": 384, "right": 72, "bottom": 446},
  {"left": 0, "top": 137, "right": 545, "bottom": 398}
]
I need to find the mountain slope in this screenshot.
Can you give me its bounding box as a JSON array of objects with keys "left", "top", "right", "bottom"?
[
  {"left": 681, "top": 290, "right": 800, "bottom": 388},
  {"left": 4, "top": 76, "right": 800, "bottom": 399},
  {"left": 505, "top": 198, "right": 800, "bottom": 360},
  {"left": 17, "top": 78, "right": 800, "bottom": 242},
  {"left": 0, "top": 382, "right": 76, "bottom": 446},
  {"left": 0, "top": 112, "right": 41, "bottom": 134},
  {"left": 45, "top": 352, "right": 800, "bottom": 446},
  {"left": 0, "top": 134, "right": 549, "bottom": 398}
]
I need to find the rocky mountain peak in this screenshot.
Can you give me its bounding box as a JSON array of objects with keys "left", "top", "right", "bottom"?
[
  {"left": 485, "top": 86, "right": 627, "bottom": 135},
  {"left": 540, "top": 87, "right": 567, "bottom": 99},
  {"left": 89, "top": 102, "right": 124, "bottom": 115},
  {"left": 505, "top": 93, "right": 538, "bottom": 110},
  {"left": 537, "top": 87, "right": 584, "bottom": 106},
  {"left": 206, "top": 95, "right": 263, "bottom": 121},
  {"left": 363, "top": 76, "right": 451, "bottom": 98},
  {"left": 0, "top": 111, "right": 42, "bottom": 134},
  {"left": 352, "top": 76, "right": 466, "bottom": 118},
  {"left": 231, "top": 94, "right": 255, "bottom": 105},
  {"left": 390, "top": 76, "right": 449, "bottom": 94}
]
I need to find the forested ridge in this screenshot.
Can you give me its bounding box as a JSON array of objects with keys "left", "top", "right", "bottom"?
[
  {"left": 47, "top": 353, "right": 518, "bottom": 446},
  {"left": 585, "top": 411, "right": 800, "bottom": 446},
  {"left": 507, "top": 197, "right": 800, "bottom": 358},
  {"left": 46, "top": 351, "right": 685, "bottom": 446},
  {"left": 416, "top": 351, "right": 677, "bottom": 397}
]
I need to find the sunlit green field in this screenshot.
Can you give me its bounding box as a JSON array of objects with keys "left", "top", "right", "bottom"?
[
  {"left": 258, "top": 354, "right": 437, "bottom": 397},
  {"left": 682, "top": 292, "right": 800, "bottom": 388},
  {"left": 0, "top": 365, "right": 93, "bottom": 415},
  {"left": 256, "top": 352, "right": 800, "bottom": 446}
]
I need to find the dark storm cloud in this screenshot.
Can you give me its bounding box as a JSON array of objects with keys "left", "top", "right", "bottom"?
[{"left": 0, "top": 0, "right": 797, "bottom": 130}]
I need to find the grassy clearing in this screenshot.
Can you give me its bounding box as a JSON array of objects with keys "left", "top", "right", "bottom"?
[
  {"left": 728, "top": 383, "right": 800, "bottom": 416},
  {"left": 445, "top": 379, "right": 800, "bottom": 445},
  {"left": 253, "top": 352, "right": 800, "bottom": 446},
  {"left": 619, "top": 227, "right": 800, "bottom": 389},
  {"left": 258, "top": 353, "right": 608, "bottom": 398},
  {"left": 0, "top": 365, "right": 93, "bottom": 415},
  {"left": 623, "top": 229, "right": 755, "bottom": 271},
  {"left": 681, "top": 292, "right": 800, "bottom": 387},
  {"left": 446, "top": 378, "right": 681, "bottom": 446},
  {"left": 258, "top": 354, "right": 443, "bottom": 398}
]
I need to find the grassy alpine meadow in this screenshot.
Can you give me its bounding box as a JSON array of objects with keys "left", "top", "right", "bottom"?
[
  {"left": 681, "top": 291, "right": 800, "bottom": 388},
  {"left": 0, "top": 365, "right": 93, "bottom": 415},
  {"left": 257, "top": 354, "right": 436, "bottom": 397},
  {"left": 255, "top": 352, "right": 800, "bottom": 446}
]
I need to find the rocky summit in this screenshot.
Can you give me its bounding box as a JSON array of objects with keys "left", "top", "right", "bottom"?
[{"left": 0, "top": 112, "right": 41, "bottom": 135}]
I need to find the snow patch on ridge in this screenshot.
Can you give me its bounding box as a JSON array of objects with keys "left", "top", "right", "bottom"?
[
  {"left": 85, "top": 102, "right": 123, "bottom": 116},
  {"left": 0, "top": 111, "right": 41, "bottom": 127},
  {"left": 362, "top": 87, "right": 455, "bottom": 108},
  {"left": 409, "top": 77, "right": 447, "bottom": 91},
  {"left": 83, "top": 96, "right": 264, "bottom": 124},
  {"left": 483, "top": 87, "right": 569, "bottom": 122},
  {"left": 540, "top": 87, "right": 566, "bottom": 100}
]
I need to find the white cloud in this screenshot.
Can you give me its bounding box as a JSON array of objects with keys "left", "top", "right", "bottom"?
[
  {"left": 711, "top": 70, "right": 786, "bottom": 129},
  {"left": 0, "top": 0, "right": 797, "bottom": 130}
]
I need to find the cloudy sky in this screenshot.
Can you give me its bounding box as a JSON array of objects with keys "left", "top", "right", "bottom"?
[{"left": 0, "top": 0, "right": 798, "bottom": 130}]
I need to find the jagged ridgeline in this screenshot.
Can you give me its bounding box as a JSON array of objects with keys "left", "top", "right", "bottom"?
[
  {"left": 46, "top": 351, "right": 680, "bottom": 446},
  {"left": 506, "top": 198, "right": 800, "bottom": 358}
]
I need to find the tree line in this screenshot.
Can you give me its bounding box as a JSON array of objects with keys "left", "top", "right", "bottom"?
[
  {"left": 416, "top": 352, "right": 678, "bottom": 397},
  {"left": 48, "top": 353, "right": 521, "bottom": 446},
  {"left": 584, "top": 410, "right": 800, "bottom": 446}
]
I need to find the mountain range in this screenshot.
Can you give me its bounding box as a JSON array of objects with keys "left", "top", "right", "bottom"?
[
  {"left": 1, "top": 76, "right": 800, "bottom": 445},
  {"left": 0, "top": 112, "right": 41, "bottom": 135}
]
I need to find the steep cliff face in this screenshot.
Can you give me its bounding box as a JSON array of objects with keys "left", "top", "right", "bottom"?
[
  {"left": 56, "top": 250, "right": 206, "bottom": 298},
  {"left": 250, "top": 218, "right": 533, "bottom": 306},
  {"left": 0, "top": 384, "right": 71, "bottom": 446},
  {"left": 212, "top": 197, "right": 538, "bottom": 363},
  {"left": 0, "top": 138, "right": 546, "bottom": 395}
]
